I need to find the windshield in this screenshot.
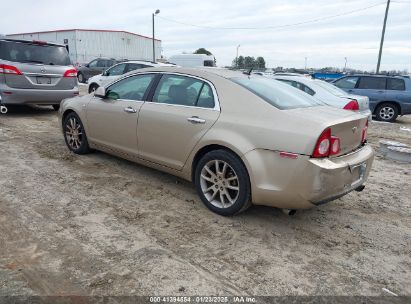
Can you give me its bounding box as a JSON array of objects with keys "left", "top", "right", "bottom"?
[
  {"left": 231, "top": 76, "right": 324, "bottom": 109},
  {"left": 313, "top": 79, "right": 348, "bottom": 96},
  {"left": 0, "top": 40, "right": 71, "bottom": 66}
]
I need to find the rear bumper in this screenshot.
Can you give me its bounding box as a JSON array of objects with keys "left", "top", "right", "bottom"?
[
  {"left": 242, "top": 145, "right": 374, "bottom": 209},
  {"left": 0, "top": 84, "right": 79, "bottom": 105}
]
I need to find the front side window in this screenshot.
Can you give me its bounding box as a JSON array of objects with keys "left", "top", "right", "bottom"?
[
  {"left": 105, "top": 63, "right": 126, "bottom": 76},
  {"left": 387, "top": 78, "right": 405, "bottom": 91},
  {"left": 232, "top": 77, "right": 323, "bottom": 110},
  {"left": 88, "top": 60, "right": 98, "bottom": 68},
  {"left": 105, "top": 74, "right": 155, "bottom": 101},
  {"left": 358, "top": 77, "right": 386, "bottom": 90},
  {"left": 334, "top": 77, "right": 359, "bottom": 89},
  {"left": 153, "top": 74, "right": 214, "bottom": 108}
]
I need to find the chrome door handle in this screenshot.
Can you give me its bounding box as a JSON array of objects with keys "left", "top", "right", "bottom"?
[
  {"left": 124, "top": 107, "right": 137, "bottom": 113},
  {"left": 187, "top": 116, "right": 206, "bottom": 124}
]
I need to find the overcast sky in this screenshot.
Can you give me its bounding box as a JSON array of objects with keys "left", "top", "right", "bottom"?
[{"left": 2, "top": 0, "right": 410, "bottom": 71}]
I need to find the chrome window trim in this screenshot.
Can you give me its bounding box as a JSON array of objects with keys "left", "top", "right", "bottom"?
[{"left": 104, "top": 71, "right": 221, "bottom": 112}]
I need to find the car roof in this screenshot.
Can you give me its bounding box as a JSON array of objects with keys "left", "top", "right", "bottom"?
[
  {"left": 122, "top": 66, "right": 248, "bottom": 80},
  {"left": 0, "top": 37, "right": 66, "bottom": 47},
  {"left": 346, "top": 74, "right": 409, "bottom": 79}
]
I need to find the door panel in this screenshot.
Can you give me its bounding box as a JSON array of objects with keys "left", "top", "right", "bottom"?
[
  {"left": 86, "top": 74, "right": 156, "bottom": 155},
  {"left": 137, "top": 103, "right": 219, "bottom": 169},
  {"left": 86, "top": 98, "right": 142, "bottom": 155}
]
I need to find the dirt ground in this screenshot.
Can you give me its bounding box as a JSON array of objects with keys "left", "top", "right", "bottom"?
[{"left": 0, "top": 92, "right": 410, "bottom": 297}]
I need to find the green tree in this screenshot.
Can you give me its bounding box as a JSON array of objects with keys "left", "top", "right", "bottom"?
[
  {"left": 232, "top": 55, "right": 245, "bottom": 69},
  {"left": 194, "top": 48, "right": 212, "bottom": 56},
  {"left": 256, "top": 57, "right": 266, "bottom": 69},
  {"left": 244, "top": 56, "right": 255, "bottom": 69}
]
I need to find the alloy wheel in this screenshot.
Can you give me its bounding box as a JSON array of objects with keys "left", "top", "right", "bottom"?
[
  {"left": 379, "top": 106, "right": 395, "bottom": 120},
  {"left": 200, "top": 160, "right": 240, "bottom": 209},
  {"left": 65, "top": 117, "right": 83, "bottom": 150}
]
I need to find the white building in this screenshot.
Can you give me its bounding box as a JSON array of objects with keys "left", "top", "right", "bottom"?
[{"left": 6, "top": 29, "right": 162, "bottom": 65}]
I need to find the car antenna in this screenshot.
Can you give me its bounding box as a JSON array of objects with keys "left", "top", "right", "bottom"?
[{"left": 243, "top": 67, "right": 253, "bottom": 76}]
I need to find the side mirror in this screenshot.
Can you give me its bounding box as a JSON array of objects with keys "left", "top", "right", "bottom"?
[
  {"left": 85, "top": 64, "right": 89, "bottom": 68},
  {"left": 94, "top": 86, "right": 106, "bottom": 98}
]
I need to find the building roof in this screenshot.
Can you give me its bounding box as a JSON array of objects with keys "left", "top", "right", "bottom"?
[{"left": 7, "top": 29, "right": 161, "bottom": 42}]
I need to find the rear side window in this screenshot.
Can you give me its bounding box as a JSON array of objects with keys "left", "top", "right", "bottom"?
[
  {"left": 387, "top": 78, "right": 405, "bottom": 91},
  {"left": 125, "top": 63, "right": 151, "bottom": 73},
  {"left": 334, "top": 77, "right": 359, "bottom": 89},
  {"left": 231, "top": 77, "right": 323, "bottom": 110},
  {"left": 277, "top": 79, "right": 315, "bottom": 96},
  {"left": 358, "top": 77, "right": 386, "bottom": 90},
  {"left": 0, "top": 40, "right": 71, "bottom": 66},
  {"left": 105, "top": 63, "right": 126, "bottom": 76},
  {"left": 153, "top": 74, "right": 215, "bottom": 108}
]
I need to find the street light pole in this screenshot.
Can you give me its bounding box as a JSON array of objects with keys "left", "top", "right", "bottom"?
[
  {"left": 236, "top": 44, "right": 240, "bottom": 68},
  {"left": 344, "top": 57, "right": 348, "bottom": 72},
  {"left": 304, "top": 57, "right": 307, "bottom": 70},
  {"left": 376, "top": 0, "right": 390, "bottom": 74},
  {"left": 152, "top": 9, "right": 160, "bottom": 62}
]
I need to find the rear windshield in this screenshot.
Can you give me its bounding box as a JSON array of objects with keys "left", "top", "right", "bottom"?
[
  {"left": 0, "top": 40, "right": 71, "bottom": 66},
  {"left": 314, "top": 79, "right": 348, "bottom": 96},
  {"left": 231, "top": 76, "right": 323, "bottom": 109}
]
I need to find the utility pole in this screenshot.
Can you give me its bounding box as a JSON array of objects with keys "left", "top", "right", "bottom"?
[
  {"left": 304, "top": 57, "right": 307, "bottom": 70},
  {"left": 152, "top": 9, "right": 160, "bottom": 62},
  {"left": 236, "top": 44, "right": 240, "bottom": 68},
  {"left": 344, "top": 57, "right": 347, "bottom": 72},
  {"left": 376, "top": 0, "right": 390, "bottom": 74}
]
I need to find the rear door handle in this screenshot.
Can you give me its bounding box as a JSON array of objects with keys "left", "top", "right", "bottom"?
[
  {"left": 187, "top": 116, "right": 206, "bottom": 124},
  {"left": 124, "top": 106, "right": 137, "bottom": 113}
]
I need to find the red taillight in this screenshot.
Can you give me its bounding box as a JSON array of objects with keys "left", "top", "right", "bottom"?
[
  {"left": 343, "top": 99, "right": 359, "bottom": 111},
  {"left": 0, "top": 64, "right": 23, "bottom": 75},
  {"left": 63, "top": 68, "right": 77, "bottom": 78},
  {"left": 312, "top": 128, "right": 331, "bottom": 158},
  {"left": 362, "top": 120, "right": 368, "bottom": 144},
  {"left": 312, "top": 128, "right": 341, "bottom": 158}
]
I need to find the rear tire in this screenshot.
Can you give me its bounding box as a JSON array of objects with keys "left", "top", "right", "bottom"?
[
  {"left": 52, "top": 105, "right": 60, "bottom": 111},
  {"left": 88, "top": 83, "right": 99, "bottom": 94},
  {"left": 77, "top": 72, "right": 85, "bottom": 83},
  {"left": 63, "top": 112, "right": 91, "bottom": 154},
  {"left": 375, "top": 103, "right": 398, "bottom": 122},
  {"left": 194, "top": 150, "right": 251, "bottom": 216}
]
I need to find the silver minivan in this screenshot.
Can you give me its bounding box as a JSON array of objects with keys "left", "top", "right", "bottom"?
[{"left": 0, "top": 37, "right": 79, "bottom": 111}]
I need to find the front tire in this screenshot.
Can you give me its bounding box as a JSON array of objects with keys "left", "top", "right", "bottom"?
[
  {"left": 375, "top": 103, "right": 398, "bottom": 122},
  {"left": 88, "top": 83, "right": 99, "bottom": 94},
  {"left": 194, "top": 150, "right": 251, "bottom": 216},
  {"left": 63, "top": 112, "right": 91, "bottom": 154}
]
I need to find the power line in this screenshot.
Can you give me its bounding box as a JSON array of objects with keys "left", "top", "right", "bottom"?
[{"left": 157, "top": 2, "right": 387, "bottom": 31}]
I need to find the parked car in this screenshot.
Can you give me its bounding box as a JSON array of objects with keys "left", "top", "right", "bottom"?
[
  {"left": 333, "top": 75, "right": 411, "bottom": 122},
  {"left": 168, "top": 54, "right": 215, "bottom": 67},
  {"left": 272, "top": 75, "right": 371, "bottom": 119},
  {"left": 87, "top": 60, "right": 175, "bottom": 93},
  {"left": 0, "top": 37, "right": 78, "bottom": 111},
  {"left": 77, "top": 58, "right": 118, "bottom": 83},
  {"left": 59, "top": 67, "right": 373, "bottom": 216}
]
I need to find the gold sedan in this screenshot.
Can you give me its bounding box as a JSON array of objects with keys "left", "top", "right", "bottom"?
[{"left": 59, "top": 67, "right": 374, "bottom": 216}]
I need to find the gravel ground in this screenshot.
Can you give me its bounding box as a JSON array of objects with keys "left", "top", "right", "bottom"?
[{"left": 0, "top": 96, "right": 410, "bottom": 297}]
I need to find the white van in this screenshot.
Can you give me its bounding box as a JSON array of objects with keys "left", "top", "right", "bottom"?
[{"left": 168, "top": 54, "right": 215, "bottom": 68}]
